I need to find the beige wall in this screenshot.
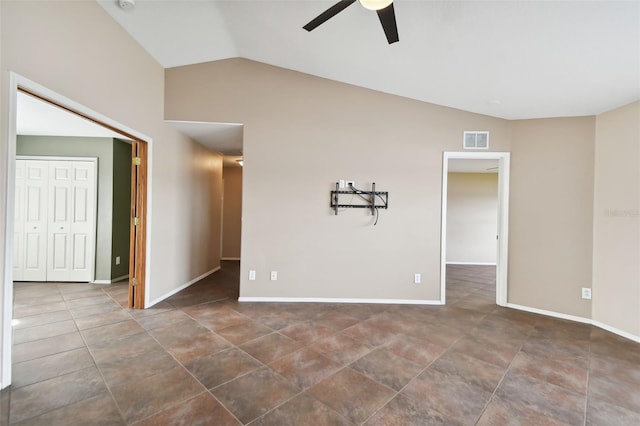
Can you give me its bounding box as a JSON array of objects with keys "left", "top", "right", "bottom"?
[
  {"left": 0, "top": 1, "right": 223, "bottom": 385},
  {"left": 446, "top": 173, "right": 498, "bottom": 264},
  {"left": 166, "top": 59, "right": 513, "bottom": 301},
  {"left": 222, "top": 167, "right": 243, "bottom": 259},
  {"left": 509, "top": 117, "right": 595, "bottom": 318},
  {"left": 592, "top": 101, "right": 640, "bottom": 337}
]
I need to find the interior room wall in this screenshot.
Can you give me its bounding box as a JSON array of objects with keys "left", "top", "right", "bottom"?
[
  {"left": 1, "top": 1, "right": 224, "bottom": 385},
  {"left": 446, "top": 173, "right": 498, "bottom": 264},
  {"left": 16, "top": 135, "right": 115, "bottom": 281},
  {"left": 111, "top": 139, "right": 132, "bottom": 281},
  {"left": 509, "top": 117, "right": 596, "bottom": 319},
  {"left": 592, "top": 101, "right": 640, "bottom": 338},
  {"left": 222, "top": 166, "right": 243, "bottom": 259},
  {"left": 166, "top": 58, "right": 513, "bottom": 301}
]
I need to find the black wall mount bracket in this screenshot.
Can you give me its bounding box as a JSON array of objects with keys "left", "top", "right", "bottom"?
[{"left": 330, "top": 182, "right": 389, "bottom": 216}]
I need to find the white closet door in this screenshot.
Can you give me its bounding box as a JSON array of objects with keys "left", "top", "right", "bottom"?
[
  {"left": 68, "top": 161, "right": 96, "bottom": 281},
  {"left": 46, "top": 160, "right": 96, "bottom": 282},
  {"left": 21, "top": 160, "right": 49, "bottom": 281},
  {"left": 47, "top": 161, "right": 73, "bottom": 281}
]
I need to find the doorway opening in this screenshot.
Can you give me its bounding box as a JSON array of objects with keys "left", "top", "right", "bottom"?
[
  {"left": 440, "top": 152, "right": 510, "bottom": 306},
  {"left": 2, "top": 73, "right": 152, "bottom": 388}
]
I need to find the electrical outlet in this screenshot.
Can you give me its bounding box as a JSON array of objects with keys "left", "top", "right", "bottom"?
[
  {"left": 581, "top": 288, "right": 591, "bottom": 300},
  {"left": 270, "top": 271, "right": 278, "bottom": 281},
  {"left": 414, "top": 273, "right": 421, "bottom": 284},
  {"left": 249, "top": 270, "right": 256, "bottom": 281},
  {"left": 115, "top": 256, "right": 120, "bottom": 265},
  {"left": 339, "top": 179, "right": 346, "bottom": 189}
]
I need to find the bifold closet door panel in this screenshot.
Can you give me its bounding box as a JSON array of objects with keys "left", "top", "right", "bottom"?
[
  {"left": 16, "top": 160, "right": 49, "bottom": 282},
  {"left": 46, "top": 161, "right": 96, "bottom": 282}
]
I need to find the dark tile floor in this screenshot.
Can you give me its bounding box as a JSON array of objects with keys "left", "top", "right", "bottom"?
[{"left": 2, "top": 262, "right": 639, "bottom": 425}]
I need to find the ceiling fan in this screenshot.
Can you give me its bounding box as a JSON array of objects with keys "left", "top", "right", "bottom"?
[{"left": 303, "top": 0, "right": 399, "bottom": 44}]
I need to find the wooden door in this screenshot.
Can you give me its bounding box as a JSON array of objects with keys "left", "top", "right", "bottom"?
[
  {"left": 20, "top": 160, "right": 49, "bottom": 281},
  {"left": 128, "top": 141, "right": 147, "bottom": 308}
]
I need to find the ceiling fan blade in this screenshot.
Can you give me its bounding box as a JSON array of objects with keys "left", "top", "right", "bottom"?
[
  {"left": 377, "top": 2, "right": 399, "bottom": 44},
  {"left": 303, "top": 0, "right": 356, "bottom": 32}
]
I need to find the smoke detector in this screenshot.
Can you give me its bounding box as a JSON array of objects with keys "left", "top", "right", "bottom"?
[{"left": 119, "top": 0, "right": 135, "bottom": 10}]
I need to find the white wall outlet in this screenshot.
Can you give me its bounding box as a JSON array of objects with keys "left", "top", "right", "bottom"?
[
  {"left": 414, "top": 273, "right": 421, "bottom": 284},
  {"left": 346, "top": 180, "right": 355, "bottom": 188},
  {"left": 581, "top": 288, "right": 592, "bottom": 300},
  {"left": 115, "top": 256, "right": 120, "bottom": 265},
  {"left": 270, "top": 271, "right": 278, "bottom": 281},
  {"left": 339, "top": 179, "right": 346, "bottom": 189},
  {"left": 249, "top": 270, "right": 256, "bottom": 281}
]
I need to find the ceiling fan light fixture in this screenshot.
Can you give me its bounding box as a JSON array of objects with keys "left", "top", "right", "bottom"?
[{"left": 359, "top": 0, "right": 392, "bottom": 11}]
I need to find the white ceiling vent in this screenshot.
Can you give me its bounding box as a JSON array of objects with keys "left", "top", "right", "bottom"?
[{"left": 463, "top": 131, "right": 489, "bottom": 149}]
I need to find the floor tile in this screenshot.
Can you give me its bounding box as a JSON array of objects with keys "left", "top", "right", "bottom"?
[
  {"left": 494, "top": 372, "right": 585, "bottom": 425},
  {"left": 11, "top": 347, "right": 94, "bottom": 388},
  {"left": 350, "top": 347, "right": 423, "bottom": 391},
  {"left": 309, "top": 368, "right": 395, "bottom": 424},
  {"left": 12, "top": 331, "right": 85, "bottom": 363},
  {"left": 280, "top": 321, "right": 337, "bottom": 345},
  {"left": 11, "top": 310, "right": 72, "bottom": 330},
  {"left": 132, "top": 392, "right": 240, "bottom": 426},
  {"left": 365, "top": 394, "right": 453, "bottom": 426},
  {"left": 312, "top": 311, "right": 361, "bottom": 331},
  {"left": 110, "top": 366, "right": 205, "bottom": 423},
  {"left": 185, "top": 347, "right": 262, "bottom": 389},
  {"left": 477, "top": 396, "right": 572, "bottom": 426},
  {"left": 269, "top": 347, "right": 342, "bottom": 390},
  {"left": 164, "top": 331, "right": 232, "bottom": 364},
  {"left": 429, "top": 350, "right": 506, "bottom": 393},
  {"left": 97, "top": 348, "right": 179, "bottom": 387},
  {"left": 217, "top": 320, "right": 273, "bottom": 345},
  {"left": 310, "top": 333, "right": 373, "bottom": 365},
  {"left": 13, "top": 301, "right": 68, "bottom": 319},
  {"left": 9, "top": 367, "right": 107, "bottom": 424},
  {"left": 510, "top": 349, "right": 589, "bottom": 393},
  {"left": 402, "top": 367, "right": 492, "bottom": 425},
  {"left": 240, "top": 332, "right": 303, "bottom": 364},
  {"left": 12, "top": 319, "right": 77, "bottom": 344},
  {"left": 80, "top": 319, "right": 145, "bottom": 345},
  {"left": 588, "top": 372, "right": 640, "bottom": 414},
  {"left": 211, "top": 367, "right": 300, "bottom": 424},
  {"left": 382, "top": 334, "right": 447, "bottom": 367},
  {"left": 73, "top": 309, "right": 132, "bottom": 330},
  {"left": 586, "top": 396, "right": 640, "bottom": 425},
  {"left": 251, "top": 392, "right": 352, "bottom": 426},
  {"left": 14, "top": 391, "right": 124, "bottom": 426}
]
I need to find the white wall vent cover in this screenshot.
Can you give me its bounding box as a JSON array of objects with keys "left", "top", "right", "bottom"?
[{"left": 463, "top": 131, "right": 489, "bottom": 149}]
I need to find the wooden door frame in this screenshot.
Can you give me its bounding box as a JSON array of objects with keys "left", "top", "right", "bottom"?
[{"left": 2, "top": 72, "right": 153, "bottom": 388}]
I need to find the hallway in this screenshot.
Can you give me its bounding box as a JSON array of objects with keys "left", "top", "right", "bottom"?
[{"left": 1, "top": 262, "right": 639, "bottom": 425}]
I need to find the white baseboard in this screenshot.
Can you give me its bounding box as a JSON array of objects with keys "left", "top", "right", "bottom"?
[
  {"left": 92, "top": 274, "right": 130, "bottom": 285},
  {"left": 238, "top": 297, "right": 444, "bottom": 305},
  {"left": 146, "top": 266, "right": 221, "bottom": 308},
  {"left": 446, "top": 262, "right": 497, "bottom": 266},
  {"left": 221, "top": 257, "right": 240, "bottom": 261},
  {"left": 506, "top": 303, "right": 640, "bottom": 343},
  {"left": 592, "top": 320, "right": 640, "bottom": 343}
]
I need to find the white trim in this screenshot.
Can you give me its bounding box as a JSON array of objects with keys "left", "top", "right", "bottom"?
[
  {"left": 221, "top": 257, "right": 241, "bottom": 261},
  {"left": 92, "top": 275, "right": 129, "bottom": 285},
  {"left": 238, "top": 297, "right": 444, "bottom": 305},
  {"left": 505, "top": 303, "right": 591, "bottom": 324},
  {"left": 441, "top": 152, "right": 510, "bottom": 307},
  {"left": 146, "top": 266, "right": 220, "bottom": 308},
  {"left": 446, "top": 262, "right": 497, "bottom": 266},
  {"left": 592, "top": 320, "right": 640, "bottom": 343},
  {"left": 111, "top": 274, "right": 129, "bottom": 283},
  {"left": 2, "top": 72, "right": 153, "bottom": 389},
  {"left": 506, "top": 303, "right": 640, "bottom": 343}
]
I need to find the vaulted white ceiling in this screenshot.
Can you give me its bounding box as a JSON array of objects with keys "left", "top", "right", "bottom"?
[{"left": 98, "top": 0, "right": 639, "bottom": 120}]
